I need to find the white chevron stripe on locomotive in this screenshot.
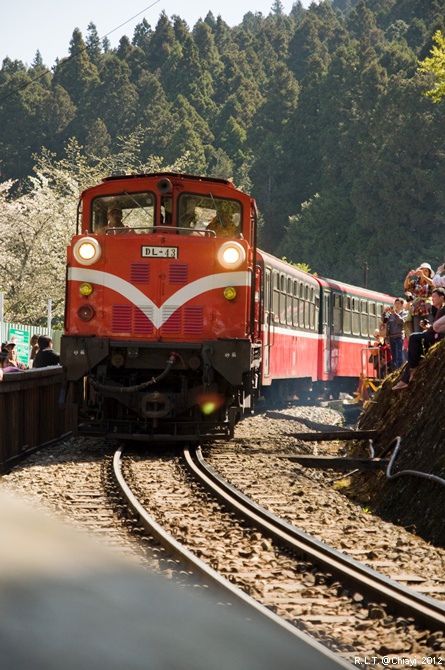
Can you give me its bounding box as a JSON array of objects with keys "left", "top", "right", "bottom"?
[{"left": 68, "top": 268, "right": 250, "bottom": 329}]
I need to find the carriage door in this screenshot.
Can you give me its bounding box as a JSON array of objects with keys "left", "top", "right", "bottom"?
[
  {"left": 263, "top": 268, "right": 272, "bottom": 378},
  {"left": 323, "top": 290, "right": 332, "bottom": 376}
]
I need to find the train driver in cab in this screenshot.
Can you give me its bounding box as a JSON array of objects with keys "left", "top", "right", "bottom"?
[
  {"left": 178, "top": 196, "right": 241, "bottom": 238},
  {"left": 206, "top": 200, "right": 241, "bottom": 238},
  {"left": 96, "top": 207, "right": 133, "bottom": 234}
]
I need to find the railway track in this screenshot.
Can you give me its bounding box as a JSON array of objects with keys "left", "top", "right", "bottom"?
[
  {"left": 112, "top": 443, "right": 354, "bottom": 670},
  {"left": 112, "top": 443, "right": 445, "bottom": 667},
  {"left": 187, "top": 445, "right": 445, "bottom": 630},
  {"left": 2, "top": 407, "right": 445, "bottom": 665}
]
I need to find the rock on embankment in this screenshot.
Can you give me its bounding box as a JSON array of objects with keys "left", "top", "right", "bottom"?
[{"left": 352, "top": 339, "right": 445, "bottom": 546}]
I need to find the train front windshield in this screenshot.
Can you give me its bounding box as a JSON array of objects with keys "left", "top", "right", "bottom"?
[
  {"left": 178, "top": 194, "right": 242, "bottom": 238},
  {"left": 91, "top": 192, "right": 155, "bottom": 234},
  {"left": 89, "top": 191, "right": 242, "bottom": 237}
]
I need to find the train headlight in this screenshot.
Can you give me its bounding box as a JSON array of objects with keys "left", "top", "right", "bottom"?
[
  {"left": 79, "top": 282, "right": 94, "bottom": 296},
  {"left": 73, "top": 237, "right": 102, "bottom": 266},
  {"left": 217, "top": 241, "right": 246, "bottom": 270},
  {"left": 223, "top": 287, "right": 237, "bottom": 301}
]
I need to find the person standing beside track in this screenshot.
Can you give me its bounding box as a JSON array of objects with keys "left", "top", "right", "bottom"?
[
  {"left": 33, "top": 336, "right": 60, "bottom": 368},
  {"left": 382, "top": 298, "right": 407, "bottom": 371},
  {"left": 29, "top": 334, "right": 40, "bottom": 367},
  {"left": 403, "top": 262, "right": 434, "bottom": 333}
]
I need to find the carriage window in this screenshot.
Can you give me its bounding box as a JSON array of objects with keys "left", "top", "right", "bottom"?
[
  {"left": 304, "top": 284, "right": 310, "bottom": 329},
  {"left": 287, "top": 278, "right": 293, "bottom": 325},
  {"left": 177, "top": 194, "right": 242, "bottom": 237},
  {"left": 360, "top": 300, "right": 369, "bottom": 337},
  {"left": 264, "top": 270, "right": 271, "bottom": 312},
  {"left": 273, "top": 272, "right": 280, "bottom": 322},
  {"left": 293, "top": 281, "right": 299, "bottom": 327},
  {"left": 368, "top": 302, "right": 377, "bottom": 335},
  {"left": 309, "top": 286, "right": 315, "bottom": 329},
  {"left": 315, "top": 295, "right": 320, "bottom": 329},
  {"left": 280, "top": 274, "right": 286, "bottom": 324},
  {"left": 91, "top": 192, "right": 155, "bottom": 234},
  {"left": 333, "top": 293, "right": 342, "bottom": 332},
  {"left": 343, "top": 295, "right": 351, "bottom": 334},
  {"left": 352, "top": 298, "right": 360, "bottom": 335}
]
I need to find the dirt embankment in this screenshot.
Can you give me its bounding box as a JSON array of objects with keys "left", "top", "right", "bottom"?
[{"left": 351, "top": 339, "right": 445, "bottom": 546}]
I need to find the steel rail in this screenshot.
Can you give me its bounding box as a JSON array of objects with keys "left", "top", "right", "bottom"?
[
  {"left": 185, "top": 445, "right": 445, "bottom": 633},
  {"left": 112, "top": 444, "right": 354, "bottom": 670}
]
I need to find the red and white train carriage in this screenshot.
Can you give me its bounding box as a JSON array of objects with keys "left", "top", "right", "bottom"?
[{"left": 61, "top": 173, "right": 392, "bottom": 442}]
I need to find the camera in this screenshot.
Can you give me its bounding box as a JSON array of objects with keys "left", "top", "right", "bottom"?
[{"left": 410, "top": 275, "right": 419, "bottom": 282}]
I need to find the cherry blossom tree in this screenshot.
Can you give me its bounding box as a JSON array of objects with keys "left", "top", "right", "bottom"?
[{"left": 0, "top": 132, "right": 193, "bottom": 324}]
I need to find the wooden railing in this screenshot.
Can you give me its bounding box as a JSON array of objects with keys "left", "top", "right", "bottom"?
[{"left": 0, "top": 367, "right": 73, "bottom": 474}]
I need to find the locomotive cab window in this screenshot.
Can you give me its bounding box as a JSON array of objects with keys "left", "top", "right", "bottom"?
[
  {"left": 91, "top": 192, "right": 155, "bottom": 234},
  {"left": 177, "top": 194, "right": 242, "bottom": 238}
]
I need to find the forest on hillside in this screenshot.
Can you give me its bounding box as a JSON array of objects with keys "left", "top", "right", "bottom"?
[{"left": 1, "top": 0, "right": 445, "bottom": 322}]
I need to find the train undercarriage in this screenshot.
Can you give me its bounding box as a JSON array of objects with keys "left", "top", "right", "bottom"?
[{"left": 61, "top": 336, "right": 262, "bottom": 442}]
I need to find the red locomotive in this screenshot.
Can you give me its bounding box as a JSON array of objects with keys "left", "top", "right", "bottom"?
[{"left": 61, "top": 173, "right": 392, "bottom": 441}]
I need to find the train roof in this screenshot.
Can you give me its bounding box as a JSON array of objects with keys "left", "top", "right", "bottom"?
[
  {"left": 256, "top": 250, "right": 320, "bottom": 285},
  {"left": 317, "top": 275, "right": 394, "bottom": 300},
  {"left": 101, "top": 172, "right": 238, "bottom": 189},
  {"left": 256, "top": 251, "right": 393, "bottom": 300}
]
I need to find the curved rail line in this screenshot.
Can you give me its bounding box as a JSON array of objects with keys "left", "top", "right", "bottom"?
[
  {"left": 112, "top": 444, "right": 354, "bottom": 670},
  {"left": 184, "top": 445, "right": 445, "bottom": 633}
]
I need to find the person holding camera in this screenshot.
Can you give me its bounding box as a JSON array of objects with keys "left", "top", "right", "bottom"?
[
  {"left": 382, "top": 298, "right": 407, "bottom": 371},
  {"left": 403, "top": 263, "right": 434, "bottom": 333},
  {"left": 393, "top": 287, "right": 445, "bottom": 390}
]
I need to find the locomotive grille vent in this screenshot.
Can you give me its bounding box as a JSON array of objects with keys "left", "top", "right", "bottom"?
[
  {"left": 162, "top": 305, "right": 181, "bottom": 334},
  {"left": 134, "top": 306, "right": 154, "bottom": 334},
  {"left": 160, "top": 306, "right": 204, "bottom": 335},
  {"left": 112, "top": 305, "right": 154, "bottom": 333},
  {"left": 130, "top": 263, "right": 150, "bottom": 283},
  {"left": 169, "top": 263, "right": 188, "bottom": 284},
  {"left": 111, "top": 304, "right": 203, "bottom": 334},
  {"left": 112, "top": 305, "right": 132, "bottom": 332},
  {"left": 184, "top": 306, "right": 203, "bottom": 334}
]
